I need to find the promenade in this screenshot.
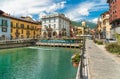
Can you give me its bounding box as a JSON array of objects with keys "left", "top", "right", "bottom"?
[
  {"left": 86, "top": 40, "right": 120, "bottom": 79},
  {"left": 36, "top": 42, "right": 80, "bottom": 48}
]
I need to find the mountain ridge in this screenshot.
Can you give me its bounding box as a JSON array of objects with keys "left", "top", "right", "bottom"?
[{"left": 71, "top": 21, "right": 96, "bottom": 29}]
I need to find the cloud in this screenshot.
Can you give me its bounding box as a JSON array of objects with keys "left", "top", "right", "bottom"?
[
  {"left": 91, "top": 18, "right": 98, "bottom": 24},
  {"left": 0, "top": 0, "right": 108, "bottom": 21},
  {"left": 39, "top": 12, "right": 47, "bottom": 19},
  {"left": 78, "top": 2, "right": 94, "bottom": 16},
  {"left": 0, "top": 0, "right": 51, "bottom": 16},
  {"left": 65, "top": 2, "right": 94, "bottom": 21},
  {"left": 46, "top": 1, "right": 66, "bottom": 13},
  {"left": 0, "top": 0, "right": 66, "bottom": 19},
  {"left": 27, "top": 15, "right": 33, "bottom": 18},
  {"left": 65, "top": 1, "right": 108, "bottom": 21}
]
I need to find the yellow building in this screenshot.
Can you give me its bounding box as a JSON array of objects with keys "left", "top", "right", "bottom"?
[
  {"left": 101, "top": 12, "right": 111, "bottom": 39},
  {"left": 96, "top": 11, "right": 111, "bottom": 39},
  {"left": 2, "top": 14, "right": 41, "bottom": 39},
  {"left": 77, "top": 27, "right": 83, "bottom": 35}
]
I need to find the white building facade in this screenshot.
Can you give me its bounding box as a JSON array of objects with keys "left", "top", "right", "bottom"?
[{"left": 41, "top": 14, "right": 70, "bottom": 38}]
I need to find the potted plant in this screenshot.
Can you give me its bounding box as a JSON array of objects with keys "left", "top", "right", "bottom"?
[
  {"left": 71, "top": 53, "right": 80, "bottom": 67},
  {"left": 79, "top": 44, "right": 83, "bottom": 48}
]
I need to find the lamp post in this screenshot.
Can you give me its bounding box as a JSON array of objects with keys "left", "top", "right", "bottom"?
[
  {"left": 82, "top": 21, "right": 86, "bottom": 52},
  {"left": 80, "top": 21, "right": 86, "bottom": 79}
]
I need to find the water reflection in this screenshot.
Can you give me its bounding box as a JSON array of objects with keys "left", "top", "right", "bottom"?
[{"left": 0, "top": 47, "right": 77, "bottom": 79}]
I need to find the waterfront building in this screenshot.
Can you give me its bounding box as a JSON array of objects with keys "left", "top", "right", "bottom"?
[
  {"left": 101, "top": 12, "right": 111, "bottom": 39},
  {"left": 0, "top": 10, "right": 11, "bottom": 40},
  {"left": 107, "top": 0, "right": 120, "bottom": 37},
  {"left": 41, "top": 13, "right": 70, "bottom": 38},
  {"left": 70, "top": 25, "right": 74, "bottom": 37},
  {"left": 0, "top": 10, "right": 41, "bottom": 39},
  {"left": 72, "top": 26, "right": 84, "bottom": 38},
  {"left": 10, "top": 16, "right": 41, "bottom": 39},
  {"left": 95, "top": 18, "right": 101, "bottom": 39},
  {"left": 77, "top": 27, "right": 83, "bottom": 36},
  {"left": 95, "top": 12, "right": 111, "bottom": 39}
]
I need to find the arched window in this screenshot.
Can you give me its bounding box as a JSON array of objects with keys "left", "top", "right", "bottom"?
[{"left": 53, "top": 31, "right": 57, "bottom": 36}]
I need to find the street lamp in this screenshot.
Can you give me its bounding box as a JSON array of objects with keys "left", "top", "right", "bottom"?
[
  {"left": 80, "top": 21, "right": 86, "bottom": 78},
  {"left": 82, "top": 21, "right": 86, "bottom": 35},
  {"left": 82, "top": 21, "right": 86, "bottom": 50}
]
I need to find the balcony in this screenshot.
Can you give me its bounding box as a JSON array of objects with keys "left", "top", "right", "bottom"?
[
  {"left": 46, "top": 27, "right": 53, "bottom": 31},
  {"left": 26, "top": 32, "right": 30, "bottom": 35},
  {"left": 16, "top": 26, "right": 21, "bottom": 29},
  {"left": 30, "top": 28, "right": 34, "bottom": 30},
  {"left": 15, "top": 32, "right": 20, "bottom": 36},
  {"left": 103, "top": 15, "right": 109, "bottom": 21}
]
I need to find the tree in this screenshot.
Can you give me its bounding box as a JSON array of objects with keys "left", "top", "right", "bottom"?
[{"left": 115, "top": 33, "right": 120, "bottom": 44}]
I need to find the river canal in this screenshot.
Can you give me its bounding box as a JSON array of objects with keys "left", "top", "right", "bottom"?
[{"left": 0, "top": 47, "right": 77, "bottom": 79}]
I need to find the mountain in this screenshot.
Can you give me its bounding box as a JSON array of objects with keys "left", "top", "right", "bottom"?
[{"left": 71, "top": 21, "right": 96, "bottom": 29}]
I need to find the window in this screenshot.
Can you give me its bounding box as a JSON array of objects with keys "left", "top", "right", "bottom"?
[
  {"left": 63, "top": 25, "right": 64, "bottom": 28},
  {"left": 59, "top": 19, "right": 61, "bottom": 23},
  {"left": 32, "top": 26, "right": 34, "bottom": 29},
  {"left": 21, "top": 35, "right": 23, "bottom": 38},
  {"left": 49, "top": 19, "right": 51, "bottom": 23},
  {"left": 27, "top": 25, "right": 29, "bottom": 29},
  {"left": 16, "top": 29, "right": 18, "bottom": 32},
  {"left": 11, "top": 29, "right": 12, "bottom": 33},
  {"left": 16, "top": 23, "right": 18, "bottom": 28},
  {"left": 54, "top": 24, "right": 56, "bottom": 28},
  {"left": 113, "top": 0, "right": 116, "bottom": 2},
  {"left": 44, "top": 25, "right": 46, "bottom": 27},
  {"left": 2, "top": 19, "right": 7, "bottom": 26},
  {"left": 34, "top": 31, "right": 35, "bottom": 35},
  {"left": 59, "top": 24, "right": 61, "bottom": 29},
  {"left": 11, "top": 22, "right": 13, "bottom": 27},
  {"left": 21, "top": 30, "right": 23, "bottom": 34},
  {"left": 49, "top": 24, "right": 51, "bottom": 28},
  {"left": 21, "top": 24, "right": 24, "bottom": 28},
  {"left": 2, "top": 27, "right": 7, "bottom": 32},
  {"left": 54, "top": 18, "right": 56, "bottom": 22},
  {"left": 44, "top": 19, "right": 46, "bottom": 23}
]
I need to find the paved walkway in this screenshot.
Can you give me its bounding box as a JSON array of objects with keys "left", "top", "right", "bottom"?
[{"left": 86, "top": 39, "right": 120, "bottom": 79}]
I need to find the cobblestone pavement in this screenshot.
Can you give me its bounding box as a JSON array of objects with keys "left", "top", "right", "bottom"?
[{"left": 86, "top": 39, "right": 120, "bottom": 79}]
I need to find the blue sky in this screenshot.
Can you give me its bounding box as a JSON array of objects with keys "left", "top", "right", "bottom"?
[{"left": 0, "top": 0, "right": 109, "bottom": 23}]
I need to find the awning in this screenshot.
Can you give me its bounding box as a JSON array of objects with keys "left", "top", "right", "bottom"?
[{"left": 37, "top": 26, "right": 42, "bottom": 29}]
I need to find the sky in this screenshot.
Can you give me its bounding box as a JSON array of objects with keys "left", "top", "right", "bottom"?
[{"left": 0, "top": 0, "right": 109, "bottom": 23}]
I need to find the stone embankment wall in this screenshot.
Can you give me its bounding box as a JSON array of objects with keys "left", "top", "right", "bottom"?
[{"left": 0, "top": 41, "right": 34, "bottom": 49}]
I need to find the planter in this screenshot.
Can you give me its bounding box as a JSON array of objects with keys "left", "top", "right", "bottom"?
[
  {"left": 71, "top": 53, "right": 80, "bottom": 67},
  {"left": 72, "top": 62, "right": 79, "bottom": 67}
]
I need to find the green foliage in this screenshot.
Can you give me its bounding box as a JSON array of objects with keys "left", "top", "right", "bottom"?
[
  {"left": 71, "top": 21, "right": 81, "bottom": 26},
  {"left": 79, "top": 44, "right": 83, "bottom": 48},
  {"left": 71, "top": 53, "right": 80, "bottom": 63},
  {"left": 97, "top": 41, "right": 103, "bottom": 45},
  {"left": 93, "top": 39, "right": 103, "bottom": 45},
  {"left": 115, "top": 33, "right": 120, "bottom": 44},
  {"left": 71, "top": 21, "right": 96, "bottom": 29},
  {"left": 105, "top": 43, "right": 120, "bottom": 54},
  {"left": 93, "top": 39, "right": 97, "bottom": 43}
]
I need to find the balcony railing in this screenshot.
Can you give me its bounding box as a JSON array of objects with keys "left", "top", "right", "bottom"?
[
  {"left": 26, "top": 32, "right": 30, "bottom": 35},
  {"left": 15, "top": 32, "right": 20, "bottom": 35}
]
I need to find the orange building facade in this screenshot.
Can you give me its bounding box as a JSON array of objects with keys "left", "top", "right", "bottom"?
[{"left": 107, "top": 0, "right": 120, "bottom": 37}]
